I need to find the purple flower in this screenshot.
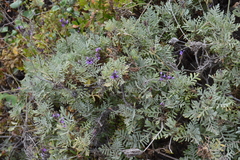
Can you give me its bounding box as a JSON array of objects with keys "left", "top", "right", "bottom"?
[
  {"left": 159, "top": 71, "right": 174, "bottom": 81},
  {"left": 110, "top": 70, "right": 119, "bottom": 79},
  {"left": 42, "top": 148, "right": 47, "bottom": 153},
  {"left": 160, "top": 102, "right": 165, "bottom": 106},
  {"left": 60, "top": 117, "right": 67, "bottom": 127},
  {"left": 52, "top": 113, "right": 60, "bottom": 118},
  {"left": 86, "top": 57, "right": 95, "bottom": 65},
  {"left": 95, "top": 53, "right": 100, "bottom": 60},
  {"left": 179, "top": 50, "right": 184, "bottom": 56},
  {"left": 60, "top": 117, "right": 65, "bottom": 124},
  {"left": 95, "top": 47, "right": 101, "bottom": 52},
  {"left": 59, "top": 18, "right": 69, "bottom": 27},
  {"left": 16, "top": 26, "right": 24, "bottom": 30},
  {"left": 167, "top": 75, "right": 172, "bottom": 79}
]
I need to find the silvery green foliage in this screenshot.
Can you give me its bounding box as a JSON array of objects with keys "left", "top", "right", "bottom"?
[{"left": 11, "top": 2, "right": 240, "bottom": 160}]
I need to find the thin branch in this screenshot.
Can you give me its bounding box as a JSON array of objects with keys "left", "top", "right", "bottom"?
[
  {"left": 169, "top": 2, "right": 189, "bottom": 41},
  {"left": 120, "top": 84, "right": 131, "bottom": 107},
  {"left": 143, "top": 121, "right": 164, "bottom": 152},
  {"left": 226, "top": 94, "right": 240, "bottom": 103},
  {"left": 134, "top": 0, "right": 152, "bottom": 26},
  {"left": 168, "top": 136, "right": 173, "bottom": 153},
  {"left": 158, "top": 151, "right": 179, "bottom": 160}
]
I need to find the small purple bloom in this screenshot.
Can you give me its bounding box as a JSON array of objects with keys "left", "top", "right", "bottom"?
[
  {"left": 42, "top": 148, "right": 47, "bottom": 153},
  {"left": 59, "top": 117, "right": 67, "bottom": 127},
  {"left": 167, "top": 75, "right": 172, "bottom": 79},
  {"left": 95, "top": 53, "right": 100, "bottom": 60},
  {"left": 160, "top": 102, "right": 165, "bottom": 106},
  {"left": 95, "top": 47, "right": 101, "bottom": 52},
  {"left": 16, "top": 26, "right": 24, "bottom": 30},
  {"left": 159, "top": 71, "right": 174, "bottom": 81},
  {"left": 86, "top": 57, "right": 95, "bottom": 65},
  {"left": 110, "top": 70, "right": 119, "bottom": 79},
  {"left": 179, "top": 50, "right": 184, "bottom": 56},
  {"left": 60, "top": 117, "right": 65, "bottom": 124},
  {"left": 52, "top": 113, "right": 60, "bottom": 118},
  {"left": 159, "top": 78, "right": 164, "bottom": 81},
  {"left": 59, "top": 18, "right": 69, "bottom": 27}
]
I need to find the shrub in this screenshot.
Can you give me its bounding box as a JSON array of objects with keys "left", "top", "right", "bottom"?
[{"left": 3, "top": 1, "right": 240, "bottom": 159}]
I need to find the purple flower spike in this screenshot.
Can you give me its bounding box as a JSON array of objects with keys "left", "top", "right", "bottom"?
[
  {"left": 59, "top": 18, "right": 69, "bottom": 27},
  {"left": 95, "top": 53, "right": 100, "bottom": 60},
  {"left": 86, "top": 57, "right": 95, "bottom": 65},
  {"left": 59, "top": 117, "right": 67, "bottom": 127},
  {"left": 110, "top": 70, "right": 119, "bottom": 79},
  {"left": 167, "top": 75, "right": 172, "bottom": 79},
  {"left": 179, "top": 50, "right": 184, "bottom": 56},
  {"left": 42, "top": 148, "right": 47, "bottom": 153},
  {"left": 95, "top": 47, "right": 101, "bottom": 52},
  {"left": 52, "top": 113, "right": 60, "bottom": 118},
  {"left": 159, "top": 78, "right": 164, "bottom": 81},
  {"left": 16, "top": 26, "right": 24, "bottom": 30}
]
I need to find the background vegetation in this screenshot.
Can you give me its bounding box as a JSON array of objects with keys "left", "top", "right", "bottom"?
[{"left": 0, "top": 0, "right": 240, "bottom": 159}]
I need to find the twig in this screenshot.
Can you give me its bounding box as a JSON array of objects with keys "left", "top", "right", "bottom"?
[
  {"left": 168, "top": 1, "right": 189, "bottom": 41},
  {"left": 168, "top": 136, "right": 173, "bottom": 153},
  {"left": 120, "top": 84, "right": 131, "bottom": 107},
  {"left": 226, "top": 94, "right": 240, "bottom": 103},
  {"left": 0, "top": 136, "right": 14, "bottom": 138},
  {"left": 134, "top": 0, "right": 152, "bottom": 26},
  {"left": 227, "top": 0, "right": 231, "bottom": 16},
  {"left": 0, "top": 88, "right": 22, "bottom": 94},
  {"left": 143, "top": 121, "right": 164, "bottom": 152},
  {"left": 158, "top": 151, "right": 179, "bottom": 160}
]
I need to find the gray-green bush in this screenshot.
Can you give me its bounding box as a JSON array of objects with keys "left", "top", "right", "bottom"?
[{"left": 7, "top": 1, "right": 240, "bottom": 160}]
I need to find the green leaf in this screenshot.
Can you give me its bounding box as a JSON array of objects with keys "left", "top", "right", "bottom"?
[
  {"left": 23, "top": 10, "right": 35, "bottom": 19},
  {"left": 0, "top": 93, "right": 18, "bottom": 105},
  {"left": 7, "top": 126, "right": 16, "bottom": 132},
  {"left": 32, "top": 0, "right": 44, "bottom": 7},
  {"left": 51, "top": 5, "right": 60, "bottom": 11},
  {"left": 0, "top": 27, "right": 8, "bottom": 33},
  {"left": 233, "top": 8, "right": 240, "bottom": 17},
  {"left": 10, "top": 0, "right": 22, "bottom": 8},
  {"left": 66, "top": 7, "right": 72, "bottom": 12},
  {"left": 11, "top": 29, "right": 18, "bottom": 35}
]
